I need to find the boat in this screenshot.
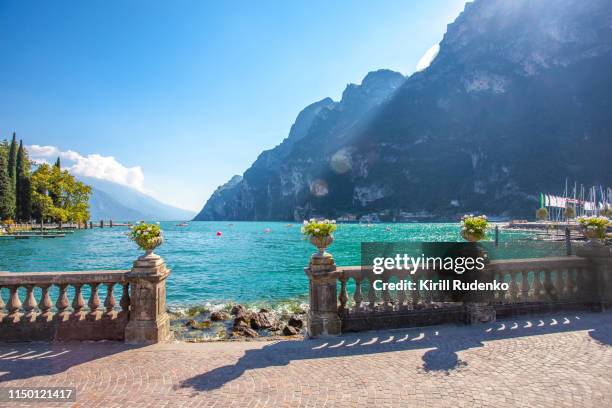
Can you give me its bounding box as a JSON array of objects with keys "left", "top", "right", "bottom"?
[{"left": 176, "top": 222, "right": 189, "bottom": 227}]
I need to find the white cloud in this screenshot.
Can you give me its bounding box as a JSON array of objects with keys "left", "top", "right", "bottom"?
[
  {"left": 27, "top": 145, "right": 146, "bottom": 192},
  {"left": 28, "top": 144, "right": 60, "bottom": 158},
  {"left": 415, "top": 43, "right": 440, "bottom": 72}
]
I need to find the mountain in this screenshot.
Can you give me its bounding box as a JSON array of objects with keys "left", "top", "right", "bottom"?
[
  {"left": 84, "top": 178, "right": 195, "bottom": 221},
  {"left": 195, "top": 0, "right": 612, "bottom": 222}
]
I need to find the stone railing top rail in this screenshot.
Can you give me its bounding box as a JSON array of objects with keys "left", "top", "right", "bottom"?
[
  {"left": 0, "top": 270, "right": 130, "bottom": 286},
  {"left": 334, "top": 256, "right": 590, "bottom": 277}
]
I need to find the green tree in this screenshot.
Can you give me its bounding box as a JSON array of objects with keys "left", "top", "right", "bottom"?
[
  {"left": 536, "top": 207, "right": 548, "bottom": 221},
  {"left": 16, "top": 140, "right": 32, "bottom": 221},
  {"left": 31, "top": 163, "right": 91, "bottom": 225},
  {"left": 0, "top": 140, "right": 15, "bottom": 220},
  {"left": 7, "top": 133, "right": 17, "bottom": 192},
  {"left": 54, "top": 157, "right": 61, "bottom": 169}
]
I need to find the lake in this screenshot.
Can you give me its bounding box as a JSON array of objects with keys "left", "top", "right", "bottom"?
[{"left": 0, "top": 221, "right": 566, "bottom": 309}]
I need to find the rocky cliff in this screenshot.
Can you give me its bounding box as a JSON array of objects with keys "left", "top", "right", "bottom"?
[{"left": 195, "top": 0, "right": 612, "bottom": 221}]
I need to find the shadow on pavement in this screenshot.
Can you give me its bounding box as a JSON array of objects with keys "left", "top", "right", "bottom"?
[
  {"left": 0, "top": 341, "right": 144, "bottom": 383},
  {"left": 179, "top": 311, "right": 612, "bottom": 391}
]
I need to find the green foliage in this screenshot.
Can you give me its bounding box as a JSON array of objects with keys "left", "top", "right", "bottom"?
[
  {"left": 577, "top": 216, "right": 609, "bottom": 240},
  {"left": 0, "top": 141, "right": 15, "bottom": 220},
  {"left": 7, "top": 133, "right": 17, "bottom": 193},
  {"left": 128, "top": 222, "right": 163, "bottom": 250},
  {"left": 536, "top": 207, "right": 549, "bottom": 221},
  {"left": 31, "top": 163, "right": 92, "bottom": 224},
  {"left": 15, "top": 141, "right": 32, "bottom": 221},
  {"left": 460, "top": 214, "right": 489, "bottom": 240},
  {"left": 301, "top": 218, "right": 337, "bottom": 237}
]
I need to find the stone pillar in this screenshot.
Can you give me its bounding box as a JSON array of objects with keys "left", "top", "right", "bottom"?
[
  {"left": 576, "top": 243, "right": 612, "bottom": 311},
  {"left": 124, "top": 253, "right": 172, "bottom": 343},
  {"left": 305, "top": 253, "right": 341, "bottom": 338}
]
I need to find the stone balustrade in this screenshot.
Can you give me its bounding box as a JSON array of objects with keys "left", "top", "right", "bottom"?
[
  {"left": 306, "top": 245, "right": 612, "bottom": 337},
  {"left": 0, "top": 253, "right": 172, "bottom": 343}
]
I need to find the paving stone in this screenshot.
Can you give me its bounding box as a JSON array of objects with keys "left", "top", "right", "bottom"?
[{"left": 0, "top": 311, "right": 610, "bottom": 407}]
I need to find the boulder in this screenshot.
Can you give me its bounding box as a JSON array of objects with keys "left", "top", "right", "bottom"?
[
  {"left": 233, "top": 326, "right": 258, "bottom": 338},
  {"left": 186, "top": 320, "right": 212, "bottom": 330},
  {"left": 250, "top": 311, "right": 278, "bottom": 330},
  {"left": 287, "top": 315, "right": 304, "bottom": 329},
  {"left": 233, "top": 314, "right": 252, "bottom": 329},
  {"left": 282, "top": 325, "right": 300, "bottom": 336},
  {"left": 210, "top": 311, "right": 231, "bottom": 321},
  {"left": 231, "top": 304, "right": 247, "bottom": 316}
]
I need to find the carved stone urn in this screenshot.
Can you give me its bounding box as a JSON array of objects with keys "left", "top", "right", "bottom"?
[
  {"left": 135, "top": 236, "right": 164, "bottom": 260},
  {"left": 310, "top": 235, "right": 333, "bottom": 257},
  {"left": 461, "top": 230, "right": 484, "bottom": 242}
]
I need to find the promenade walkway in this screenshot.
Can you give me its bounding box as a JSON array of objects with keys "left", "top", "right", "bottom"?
[{"left": 1, "top": 311, "right": 611, "bottom": 407}]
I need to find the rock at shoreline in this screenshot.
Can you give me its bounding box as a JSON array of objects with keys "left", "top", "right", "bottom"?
[
  {"left": 231, "top": 304, "right": 246, "bottom": 317},
  {"left": 233, "top": 326, "right": 258, "bottom": 338},
  {"left": 282, "top": 325, "right": 300, "bottom": 336},
  {"left": 210, "top": 311, "right": 231, "bottom": 321},
  {"left": 185, "top": 319, "right": 212, "bottom": 330},
  {"left": 250, "top": 311, "right": 280, "bottom": 330},
  {"left": 287, "top": 316, "right": 304, "bottom": 329}
]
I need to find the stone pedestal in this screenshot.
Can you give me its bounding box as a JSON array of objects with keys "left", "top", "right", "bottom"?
[
  {"left": 305, "top": 253, "right": 342, "bottom": 338},
  {"left": 465, "top": 302, "right": 496, "bottom": 324},
  {"left": 576, "top": 244, "right": 612, "bottom": 311},
  {"left": 125, "top": 253, "right": 172, "bottom": 343}
]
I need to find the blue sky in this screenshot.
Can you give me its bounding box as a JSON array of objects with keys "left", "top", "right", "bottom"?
[{"left": 0, "top": 0, "right": 467, "bottom": 211}]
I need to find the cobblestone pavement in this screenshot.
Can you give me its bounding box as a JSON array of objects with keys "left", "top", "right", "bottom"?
[{"left": 1, "top": 311, "right": 611, "bottom": 407}]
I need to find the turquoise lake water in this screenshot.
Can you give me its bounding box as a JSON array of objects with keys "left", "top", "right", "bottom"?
[{"left": 0, "top": 222, "right": 566, "bottom": 308}]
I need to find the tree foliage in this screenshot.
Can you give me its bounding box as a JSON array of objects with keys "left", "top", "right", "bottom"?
[
  {"left": 0, "top": 141, "right": 15, "bottom": 220},
  {"left": 31, "top": 163, "right": 91, "bottom": 223},
  {"left": 1, "top": 135, "right": 91, "bottom": 224}
]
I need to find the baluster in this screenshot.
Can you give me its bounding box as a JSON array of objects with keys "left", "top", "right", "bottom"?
[
  {"left": 87, "top": 283, "right": 101, "bottom": 319},
  {"left": 338, "top": 276, "right": 348, "bottom": 312},
  {"left": 104, "top": 282, "right": 116, "bottom": 318},
  {"left": 353, "top": 277, "right": 363, "bottom": 310},
  {"left": 412, "top": 275, "right": 421, "bottom": 308},
  {"left": 566, "top": 269, "right": 576, "bottom": 298},
  {"left": 497, "top": 271, "right": 505, "bottom": 302},
  {"left": 56, "top": 284, "right": 70, "bottom": 320},
  {"left": 119, "top": 283, "right": 130, "bottom": 317},
  {"left": 72, "top": 284, "right": 85, "bottom": 318},
  {"left": 367, "top": 278, "right": 377, "bottom": 310},
  {"left": 38, "top": 285, "right": 53, "bottom": 321},
  {"left": 397, "top": 275, "right": 407, "bottom": 310},
  {"left": 509, "top": 272, "right": 518, "bottom": 303},
  {"left": 520, "top": 271, "right": 530, "bottom": 302},
  {"left": 23, "top": 285, "right": 38, "bottom": 320},
  {"left": 0, "top": 287, "right": 5, "bottom": 320},
  {"left": 381, "top": 275, "right": 391, "bottom": 310},
  {"left": 543, "top": 269, "right": 554, "bottom": 300},
  {"left": 7, "top": 285, "right": 22, "bottom": 322},
  {"left": 555, "top": 270, "right": 565, "bottom": 300},
  {"left": 531, "top": 270, "right": 542, "bottom": 301}
]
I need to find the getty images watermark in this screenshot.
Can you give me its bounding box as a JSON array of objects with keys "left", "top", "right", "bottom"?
[{"left": 363, "top": 242, "right": 510, "bottom": 293}]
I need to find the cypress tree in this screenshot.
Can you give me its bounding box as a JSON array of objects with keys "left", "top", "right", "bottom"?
[
  {"left": 6, "top": 133, "right": 18, "bottom": 219},
  {"left": 55, "top": 157, "right": 61, "bottom": 169},
  {"left": 16, "top": 140, "right": 32, "bottom": 221},
  {"left": 7, "top": 133, "right": 17, "bottom": 192},
  {"left": 0, "top": 142, "right": 15, "bottom": 220}
]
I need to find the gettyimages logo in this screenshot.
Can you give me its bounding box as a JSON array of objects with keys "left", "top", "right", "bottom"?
[{"left": 361, "top": 242, "right": 509, "bottom": 299}]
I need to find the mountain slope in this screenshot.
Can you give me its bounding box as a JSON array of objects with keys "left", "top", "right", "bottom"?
[
  {"left": 195, "top": 0, "right": 612, "bottom": 221},
  {"left": 84, "top": 178, "right": 195, "bottom": 221}
]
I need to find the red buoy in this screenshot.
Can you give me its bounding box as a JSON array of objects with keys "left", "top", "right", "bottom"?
[{"left": 216, "top": 231, "right": 222, "bottom": 236}]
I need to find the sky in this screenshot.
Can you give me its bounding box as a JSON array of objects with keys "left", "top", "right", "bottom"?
[{"left": 0, "top": 0, "right": 467, "bottom": 212}]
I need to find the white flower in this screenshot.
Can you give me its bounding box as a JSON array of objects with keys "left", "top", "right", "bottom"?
[
  {"left": 314, "top": 228, "right": 320, "bottom": 233},
  {"left": 303, "top": 220, "right": 308, "bottom": 225}
]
